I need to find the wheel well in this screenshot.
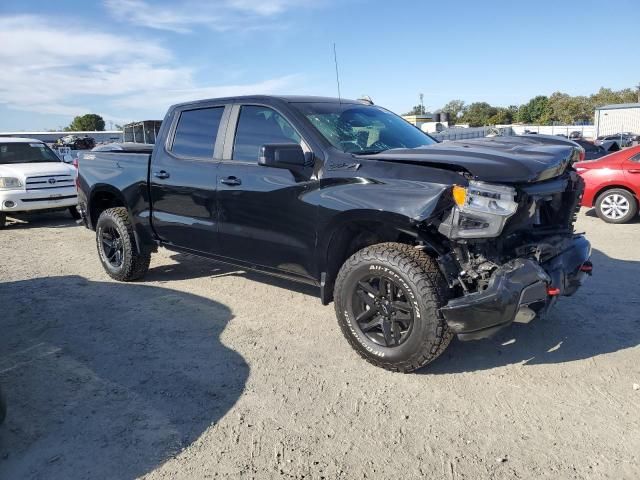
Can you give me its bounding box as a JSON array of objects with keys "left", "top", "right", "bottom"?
[
  {"left": 594, "top": 185, "right": 638, "bottom": 205},
  {"left": 321, "top": 221, "right": 417, "bottom": 305},
  {"left": 89, "top": 190, "right": 125, "bottom": 228}
]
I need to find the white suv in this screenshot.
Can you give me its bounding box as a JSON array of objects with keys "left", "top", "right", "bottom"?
[{"left": 0, "top": 137, "right": 79, "bottom": 228}]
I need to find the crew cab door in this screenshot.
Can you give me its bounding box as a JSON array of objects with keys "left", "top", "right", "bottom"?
[
  {"left": 149, "top": 104, "right": 229, "bottom": 254},
  {"left": 216, "top": 103, "right": 318, "bottom": 280}
]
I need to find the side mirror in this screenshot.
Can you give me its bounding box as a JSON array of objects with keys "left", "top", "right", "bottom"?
[
  {"left": 63, "top": 154, "right": 73, "bottom": 164},
  {"left": 259, "top": 144, "right": 311, "bottom": 169}
]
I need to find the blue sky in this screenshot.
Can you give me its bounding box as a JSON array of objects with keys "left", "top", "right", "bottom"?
[{"left": 1, "top": 0, "right": 638, "bottom": 131}]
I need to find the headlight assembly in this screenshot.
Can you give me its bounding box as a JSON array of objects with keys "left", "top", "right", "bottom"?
[
  {"left": 439, "top": 181, "right": 518, "bottom": 239},
  {"left": 0, "top": 177, "right": 23, "bottom": 190}
]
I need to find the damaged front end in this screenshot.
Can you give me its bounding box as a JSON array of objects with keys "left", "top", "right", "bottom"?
[{"left": 431, "top": 170, "right": 592, "bottom": 340}]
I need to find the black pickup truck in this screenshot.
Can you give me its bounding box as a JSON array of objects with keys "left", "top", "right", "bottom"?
[{"left": 77, "top": 95, "right": 592, "bottom": 372}]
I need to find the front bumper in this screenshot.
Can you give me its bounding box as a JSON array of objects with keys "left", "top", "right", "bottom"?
[
  {"left": 0, "top": 188, "right": 77, "bottom": 213},
  {"left": 440, "top": 235, "right": 591, "bottom": 341}
]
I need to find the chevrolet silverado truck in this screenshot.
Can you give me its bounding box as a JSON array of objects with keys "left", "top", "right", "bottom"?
[
  {"left": 0, "top": 138, "right": 80, "bottom": 228},
  {"left": 77, "top": 96, "right": 592, "bottom": 372}
]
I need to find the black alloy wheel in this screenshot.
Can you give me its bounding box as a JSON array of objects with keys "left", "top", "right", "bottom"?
[
  {"left": 100, "top": 225, "right": 124, "bottom": 268},
  {"left": 334, "top": 242, "right": 453, "bottom": 373},
  {"left": 95, "top": 207, "right": 150, "bottom": 281},
  {"left": 352, "top": 275, "right": 415, "bottom": 347}
]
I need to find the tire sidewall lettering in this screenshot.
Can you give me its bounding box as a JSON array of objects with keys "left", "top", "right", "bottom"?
[{"left": 343, "top": 308, "right": 386, "bottom": 357}]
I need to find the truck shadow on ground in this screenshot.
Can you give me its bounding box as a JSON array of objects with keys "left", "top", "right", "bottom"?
[
  {"left": 0, "top": 275, "right": 248, "bottom": 480},
  {"left": 3, "top": 211, "right": 79, "bottom": 229},
  {"left": 147, "top": 252, "right": 319, "bottom": 296},
  {"left": 426, "top": 248, "right": 640, "bottom": 374}
]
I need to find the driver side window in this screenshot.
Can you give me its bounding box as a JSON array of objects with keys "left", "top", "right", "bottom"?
[{"left": 232, "top": 106, "right": 301, "bottom": 162}]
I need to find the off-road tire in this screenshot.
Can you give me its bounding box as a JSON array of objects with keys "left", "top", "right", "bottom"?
[
  {"left": 69, "top": 206, "right": 81, "bottom": 220},
  {"left": 595, "top": 188, "right": 638, "bottom": 224},
  {"left": 334, "top": 242, "right": 453, "bottom": 373},
  {"left": 96, "top": 207, "right": 150, "bottom": 281}
]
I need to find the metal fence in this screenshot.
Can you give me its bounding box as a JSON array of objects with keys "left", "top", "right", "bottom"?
[
  {"left": 431, "top": 124, "right": 597, "bottom": 141},
  {"left": 504, "top": 124, "right": 595, "bottom": 139},
  {"left": 430, "top": 126, "right": 513, "bottom": 142}
]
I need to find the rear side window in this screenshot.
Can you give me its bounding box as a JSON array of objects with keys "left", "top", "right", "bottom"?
[
  {"left": 171, "top": 107, "right": 224, "bottom": 159},
  {"left": 232, "top": 106, "right": 301, "bottom": 162},
  {"left": 630, "top": 153, "right": 640, "bottom": 162}
]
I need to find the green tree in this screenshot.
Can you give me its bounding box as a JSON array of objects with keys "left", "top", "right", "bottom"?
[
  {"left": 546, "top": 92, "right": 592, "bottom": 124},
  {"left": 460, "top": 102, "right": 497, "bottom": 127},
  {"left": 66, "top": 114, "right": 106, "bottom": 131},
  {"left": 440, "top": 99, "right": 466, "bottom": 121},
  {"left": 488, "top": 107, "right": 514, "bottom": 125},
  {"left": 516, "top": 104, "right": 531, "bottom": 123},
  {"left": 403, "top": 105, "right": 426, "bottom": 115},
  {"left": 590, "top": 87, "right": 637, "bottom": 109},
  {"left": 525, "top": 96, "right": 551, "bottom": 124}
]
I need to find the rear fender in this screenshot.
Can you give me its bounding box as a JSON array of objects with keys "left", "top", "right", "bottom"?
[{"left": 89, "top": 185, "right": 156, "bottom": 255}]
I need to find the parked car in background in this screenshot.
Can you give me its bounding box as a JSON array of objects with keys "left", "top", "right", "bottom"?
[
  {"left": 569, "top": 131, "right": 583, "bottom": 140},
  {"left": 575, "top": 145, "right": 640, "bottom": 223},
  {"left": 0, "top": 138, "right": 80, "bottom": 228},
  {"left": 55, "top": 135, "right": 96, "bottom": 150},
  {"left": 595, "top": 133, "right": 635, "bottom": 150},
  {"left": 573, "top": 139, "right": 609, "bottom": 161}
]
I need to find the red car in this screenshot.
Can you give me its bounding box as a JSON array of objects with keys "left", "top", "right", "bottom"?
[{"left": 575, "top": 145, "right": 640, "bottom": 223}]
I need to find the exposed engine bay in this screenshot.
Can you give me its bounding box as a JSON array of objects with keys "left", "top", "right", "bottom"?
[{"left": 435, "top": 170, "right": 585, "bottom": 296}]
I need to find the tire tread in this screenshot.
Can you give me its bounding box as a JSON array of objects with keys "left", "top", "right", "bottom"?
[
  {"left": 96, "top": 207, "right": 150, "bottom": 281},
  {"left": 334, "top": 242, "right": 452, "bottom": 373}
]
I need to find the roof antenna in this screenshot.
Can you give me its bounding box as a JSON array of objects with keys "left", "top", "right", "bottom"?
[{"left": 333, "top": 42, "right": 342, "bottom": 104}]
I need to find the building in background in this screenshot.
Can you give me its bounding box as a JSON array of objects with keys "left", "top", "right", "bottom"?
[
  {"left": 402, "top": 112, "right": 456, "bottom": 134},
  {"left": 401, "top": 113, "right": 434, "bottom": 128},
  {"left": 595, "top": 103, "right": 640, "bottom": 137}
]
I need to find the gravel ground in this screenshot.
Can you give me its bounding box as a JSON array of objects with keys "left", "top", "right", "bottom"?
[{"left": 0, "top": 209, "right": 639, "bottom": 480}]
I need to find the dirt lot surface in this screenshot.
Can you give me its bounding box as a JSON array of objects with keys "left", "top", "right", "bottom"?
[{"left": 0, "top": 209, "right": 639, "bottom": 479}]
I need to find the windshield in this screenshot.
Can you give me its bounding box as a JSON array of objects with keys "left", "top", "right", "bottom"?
[
  {"left": 0, "top": 142, "right": 61, "bottom": 164},
  {"left": 294, "top": 102, "right": 437, "bottom": 154}
]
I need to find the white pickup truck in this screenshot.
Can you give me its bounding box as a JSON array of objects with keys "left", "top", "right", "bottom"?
[{"left": 0, "top": 137, "right": 79, "bottom": 228}]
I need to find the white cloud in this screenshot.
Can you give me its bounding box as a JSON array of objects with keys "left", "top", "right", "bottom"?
[
  {"left": 112, "top": 74, "right": 301, "bottom": 112},
  {"left": 103, "top": 0, "right": 318, "bottom": 33},
  {"left": 0, "top": 15, "right": 300, "bottom": 125},
  {"left": 0, "top": 15, "right": 169, "bottom": 64}
]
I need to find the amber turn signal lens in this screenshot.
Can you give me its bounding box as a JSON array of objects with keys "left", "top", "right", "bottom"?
[{"left": 452, "top": 185, "right": 467, "bottom": 207}]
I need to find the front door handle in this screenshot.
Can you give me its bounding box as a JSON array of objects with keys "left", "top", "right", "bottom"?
[
  {"left": 220, "top": 176, "right": 242, "bottom": 186},
  {"left": 627, "top": 169, "right": 640, "bottom": 174},
  {"left": 153, "top": 170, "right": 170, "bottom": 180}
]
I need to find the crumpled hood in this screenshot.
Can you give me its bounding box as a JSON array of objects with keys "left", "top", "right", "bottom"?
[
  {"left": 0, "top": 162, "right": 74, "bottom": 181},
  {"left": 358, "top": 136, "right": 579, "bottom": 183}
]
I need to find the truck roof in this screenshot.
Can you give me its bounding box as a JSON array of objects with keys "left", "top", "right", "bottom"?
[
  {"left": 0, "top": 137, "right": 44, "bottom": 144},
  {"left": 171, "top": 95, "right": 364, "bottom": 110}
]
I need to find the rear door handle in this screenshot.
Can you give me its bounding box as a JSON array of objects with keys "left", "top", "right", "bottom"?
[
  {"left": 220, "top": 176, "right": 241, "bottom": 186},
  {"left": 153, "top": 170, "right": 170, "bottom": 179},
  {"left": 628, "top": 169, "right": 640, "bottom": 174}
]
